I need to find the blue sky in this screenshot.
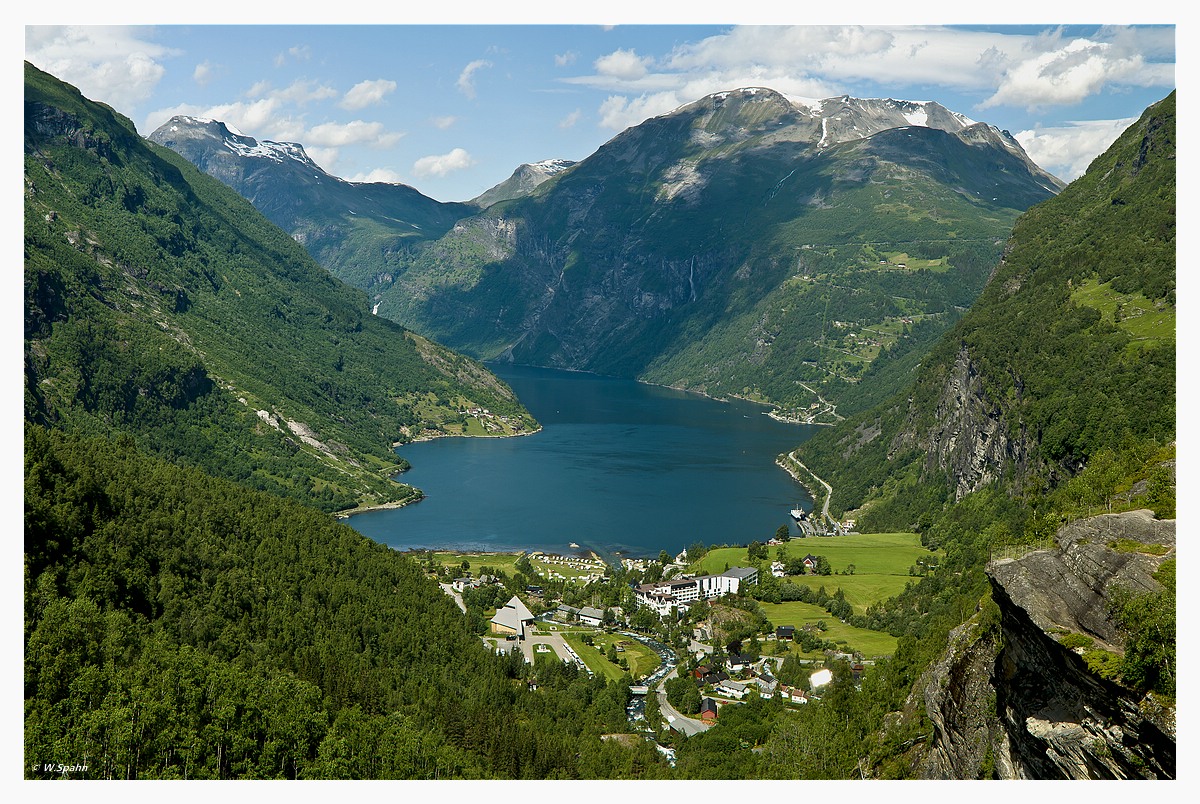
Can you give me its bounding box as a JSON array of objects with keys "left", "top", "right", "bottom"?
[{"left": 23, "top": 8, "right": 1178, "bottom": 203}]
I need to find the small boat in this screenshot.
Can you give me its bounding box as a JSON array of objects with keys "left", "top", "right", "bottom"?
[
  {"left": 569, "top": 542, "right": 581, "bottom": 548},
  {"left": 790, "top": 505, "right": 808, "bottom": 523}
]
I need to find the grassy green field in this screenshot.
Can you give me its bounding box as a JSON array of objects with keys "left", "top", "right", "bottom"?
[
  {"left": 696, "top": 532, "right": 938, "bottom": 577},
  {"left": 757, "top": 602, "right": 899, "bottom": 658},
  {"left": 563, "top": 632, "right": 661, "bottom": 682},
  {"left": 1071, "top": 277, "right": 1175, "bottom": 350},
  {"left": 427, "top": 551, "right": 524, "bottom": 576},
  {"left": 783, "top": 574, "right": 917, "bottom": 614}
]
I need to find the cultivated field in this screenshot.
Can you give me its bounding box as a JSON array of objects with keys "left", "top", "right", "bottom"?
[
  {"left": 757, "top": 601, "right": 899, "bottom": 658},
  {"left": 696, "top": 532, "right": 938, "bottom": 577}
]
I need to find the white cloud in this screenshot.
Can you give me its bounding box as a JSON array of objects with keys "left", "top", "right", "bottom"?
[
  {"left": 193, "top": 61, "right": 215, "bottom": 86},
  {"left": 305, "top": 120, "right": 404, "bottom": 148},
  {"left": 304, "top": 146, "right": 339, "bottom": 173},
  {"left": 457, "top": 59, "right": 492, "bottom": 99},
  {"left": 555, "top": 51, "right": 577, "bottom": 67},
  {"left": 270, "top": 79, "right": 339, "bottom": 106},
  {"left": 340, "top": 79, "right": 397, "bottom": 111},
  {"left": 24, "top": 25, "right": 174, "bottom": 112},
  {"left": 432, "top": 115, "right": 459, "bottom": 129},
  {"left": 594, "top": 48, "right": 653, "bottom": 81},
  {"left": 275, "top": 44, "right": 311, "bottom": 67},
  {"left": 347, "top": 167, "right": 407, "bottom": 184},
  {"left": 1014, "top": 117, "right": 1136, "bottom": 182},
  {"left": 413, "top": 148, "right": 475, "bottom": 177},
  {"left": 559, "top": 108, "right": 582, "bottom": 129},
  {"left": 982, "top": 37, "right": 1172, "bottom": 110}
]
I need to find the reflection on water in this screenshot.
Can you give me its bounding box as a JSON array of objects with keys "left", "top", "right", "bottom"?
[{"left": 347, "top": 364, "right": 817, "bottom": 559}]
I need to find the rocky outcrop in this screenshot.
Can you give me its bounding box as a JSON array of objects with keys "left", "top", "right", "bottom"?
[
  {"left": 918, "top": 618, "right": 1014, "bottom": 780},
  {"left": 891, "top": 345, "right": 1037, "bottom": 500},
  {"left": 920, "top": 510, "right": 1175, "bottom": 779}
]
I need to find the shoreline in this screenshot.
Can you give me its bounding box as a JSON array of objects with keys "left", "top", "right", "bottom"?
[
  {"left": 400, "top": 423, "right": 544, "bottom": 445},
  {"left": 337, "top": 424, "right": 545, "bottom": 520}
]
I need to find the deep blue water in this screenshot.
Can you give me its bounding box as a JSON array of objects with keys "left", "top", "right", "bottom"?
[{"left": 346, "top": 364, "right": 818, "bottom": 560}]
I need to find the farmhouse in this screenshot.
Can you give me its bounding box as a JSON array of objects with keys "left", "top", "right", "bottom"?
[
  {"left": 776, "top": 625, "right": 795, "bottom": 641},
  {"left": 490, "top": 595, "right": 536, "bottom": 640},
  {"left": 633, "top": 567, "right": 759, "bottom": 616},
  {"left": 700, "top": 698, "right": 719, "bottom": 722}
]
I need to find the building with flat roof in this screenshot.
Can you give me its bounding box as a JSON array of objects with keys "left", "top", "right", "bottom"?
[{"left": 633, "top": 567, "right": 758, "bottom": 616}]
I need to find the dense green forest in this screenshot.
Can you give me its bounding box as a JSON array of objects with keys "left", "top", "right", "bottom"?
[
  {"left": 796, "top": 91, "right": 1176, "bottom": 533},
  {"left": 24, "top": 426, "right": 668, "bottom": 779},
  {"left": 24, "top": 61, "right": 535, "bottom": 514}
]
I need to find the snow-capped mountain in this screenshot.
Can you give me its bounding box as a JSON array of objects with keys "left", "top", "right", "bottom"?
[
  {"left": 470, "top": 158, "right": 578, "bottom": 208},
  {"left": 149, "top": 116, "right": 475, "bottom": 291}
]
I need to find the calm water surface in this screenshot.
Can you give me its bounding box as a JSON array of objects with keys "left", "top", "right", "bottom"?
[{"left": 347, "top": 365, "right": 818, "bottom": 560}]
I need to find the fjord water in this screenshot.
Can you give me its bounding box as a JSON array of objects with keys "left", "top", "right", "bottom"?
[{"left": 348, "top": 364, "right": 817, "bottom": 560}]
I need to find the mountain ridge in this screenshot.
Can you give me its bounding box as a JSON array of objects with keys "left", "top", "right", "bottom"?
[
  {"left": 25, "top": 61, "right": 536, "bottom": 512},
  {"left": 364, "top": 87, "right": 1062, "bottom": 417}
]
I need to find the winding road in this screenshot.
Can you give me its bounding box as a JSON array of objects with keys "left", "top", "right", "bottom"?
[{"left": 781, "top": 450, "right": 836, "bottom": 531}]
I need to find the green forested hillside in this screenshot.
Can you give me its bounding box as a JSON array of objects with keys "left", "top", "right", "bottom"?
[
  {"left": 797, "top": 91, "right": 1175, "bottom": 531},
  {"left": 373, "top": 89, "right": 1059, "bottom": 418},
  {"left": 24, "top": 62, "right": 535, "bottom": 512},
  {"left": 24, "top": 426, "right": 666, "bottom": 779}
]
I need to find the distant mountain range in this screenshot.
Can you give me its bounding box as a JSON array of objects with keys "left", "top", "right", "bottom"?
[
  {"left": 148, "top": 116, "right": 476, "bottom": 292},
  {"left": 154, "top": 88, "right": 1065, "bottom": 418}
]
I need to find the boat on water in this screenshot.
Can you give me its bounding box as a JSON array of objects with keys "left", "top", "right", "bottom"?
[
  {"left": 569, "top": 542, "right": 581, "bottom": 548},
  {"left": 790, "top": 505, "right": 808, "bottom": 523}
]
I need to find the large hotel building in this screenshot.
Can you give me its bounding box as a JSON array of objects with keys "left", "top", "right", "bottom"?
[{"left": 633, "top": 566, "right": 759, "bottom": 616}]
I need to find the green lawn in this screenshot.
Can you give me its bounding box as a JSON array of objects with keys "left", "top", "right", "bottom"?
[
  {"left": 757, "top": 601, "right": 898, "bottom": 658},
  {"left": 783, "top": 574, "right": 917, "bottom": 614},
  {"left": 429, "top": 551, "right": 524, "bottom": 577},
  {"left": 696, "top": 532, "right": 939, "bottom": 577},
  {"left": 1071, "top": 277, "right": 1175, "bottom": 349},
  {"left": 563, "top": 632, "right": 661, "bottom": 682}
]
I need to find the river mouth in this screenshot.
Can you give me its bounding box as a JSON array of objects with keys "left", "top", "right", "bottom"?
[{"left": 347, "top": 364, "right": 817, "bottom": 558}]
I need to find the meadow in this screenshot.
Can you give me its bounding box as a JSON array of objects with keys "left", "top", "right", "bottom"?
[
  {"left": 696, "top": 532, "right": 939, "bottom": 577},
  {"left": 564, "top": 632, "right": 661, "bottom": 682},
  {"left": 757, "top": 601, "right": 899, "bottom": 659}
]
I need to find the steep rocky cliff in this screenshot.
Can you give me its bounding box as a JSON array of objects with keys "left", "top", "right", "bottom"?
[
  {"left": 888, "top": 344, "right": 1038, "bottom": 500},
  {"left": 919, "top": 509, "right": 1175, "bottom": 779}
]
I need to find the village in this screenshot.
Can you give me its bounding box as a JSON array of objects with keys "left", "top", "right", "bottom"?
[{"left": 425, "top": 538, "right": 893, "bottom": 739}]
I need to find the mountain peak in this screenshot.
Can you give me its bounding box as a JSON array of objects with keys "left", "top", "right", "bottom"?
[
  {"left": 151, "top": 115, "right": 323, "bottom": 172},
  {"left": 470, "top": 158, "right": 577, "bottom": 207}
]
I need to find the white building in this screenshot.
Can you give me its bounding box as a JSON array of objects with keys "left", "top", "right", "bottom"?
[{"left": 633, "top": 567, "right": 759, "bottom": 617}]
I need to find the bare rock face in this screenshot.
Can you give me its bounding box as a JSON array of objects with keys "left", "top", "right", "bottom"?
[
  {"left": 918, "top": 618, "right": 1014, "bottom": 780},
  {"left": 891, "top": 345, "right": 1037, "bottom": 500},
  {"left": 920, "top": 510, "right": 1175, "bottom": 779}
]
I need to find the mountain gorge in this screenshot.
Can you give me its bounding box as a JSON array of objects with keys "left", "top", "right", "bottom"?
[
  {"left": 23, "top": 51, "right": 1175, "bottom": 781},
  {"left": 378, "top": 89, "right": 1063, "bottom": 417},
  {"left": 157, "top": 88, "right": 1063, "bottom": 419},
  {"left": 25, "top": 61, "right": 535, "bottom": 513}
]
